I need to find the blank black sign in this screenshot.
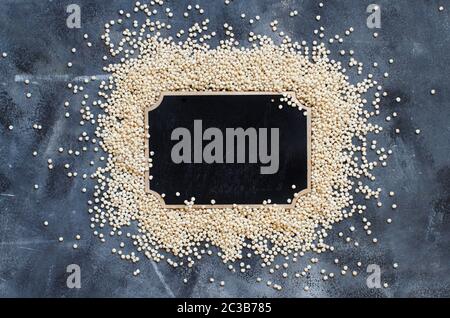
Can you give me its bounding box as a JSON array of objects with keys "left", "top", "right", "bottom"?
[{"left": 147, "top": 93, "right": 309, "bottom": 207}]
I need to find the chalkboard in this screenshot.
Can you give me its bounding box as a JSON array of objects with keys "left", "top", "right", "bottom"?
[{"left": 145, "top": 92, "right": 310, "bottom": 208}]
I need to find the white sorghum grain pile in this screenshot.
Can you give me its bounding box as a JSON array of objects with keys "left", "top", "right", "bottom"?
[{"left": 92, "top": 25, "right": 381, "bottom": 265}]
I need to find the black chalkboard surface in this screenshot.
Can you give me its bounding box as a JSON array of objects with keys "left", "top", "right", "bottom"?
[{"left": 146, "top": 93, "right": 310, "bottom": 207}]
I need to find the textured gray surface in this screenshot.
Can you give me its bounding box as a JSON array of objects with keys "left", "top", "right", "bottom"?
[{"left": 0, "top": 0, "right": 449, "bottom": 298}]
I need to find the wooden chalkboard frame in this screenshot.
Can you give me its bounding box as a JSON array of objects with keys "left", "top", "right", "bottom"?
[{"left": 144, "top": 92, "right": 312, "bottom": 209}]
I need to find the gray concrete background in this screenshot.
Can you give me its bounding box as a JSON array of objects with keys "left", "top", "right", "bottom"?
[{"left": 0, "top": 0, "right": 449, "bottom": 298}]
